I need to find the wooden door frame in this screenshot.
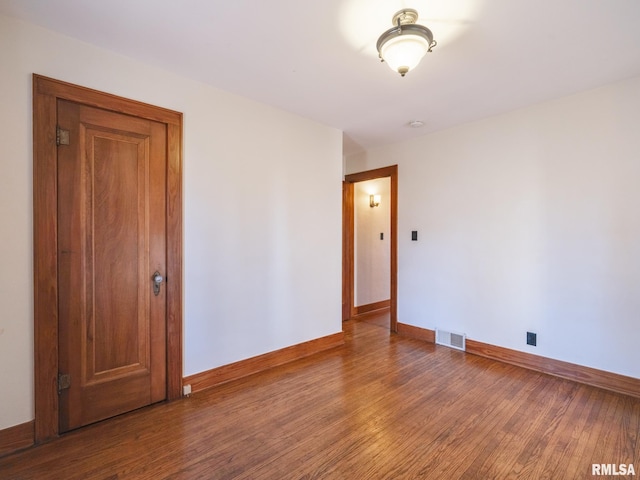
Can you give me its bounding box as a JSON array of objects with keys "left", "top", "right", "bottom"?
[
  {"left": 343, "top": 165, "right": 398, "bottom": 332},
  {"left": 33, "top": 75, "right": 183, "bottom": 443}
]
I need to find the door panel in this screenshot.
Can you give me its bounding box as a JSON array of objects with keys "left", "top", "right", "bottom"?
[{"left": 57, "top": 99, "right": 167, "bottom": 432}]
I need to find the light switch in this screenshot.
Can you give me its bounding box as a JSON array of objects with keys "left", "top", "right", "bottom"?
[{"left": 411, "top": 231, "right": 418, "bottom": 241}]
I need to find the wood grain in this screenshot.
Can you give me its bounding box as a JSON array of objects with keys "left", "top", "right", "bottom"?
[
  {"left": 1, "top": 316, "right": 638, "bottom": 478},
  {"left": 354, "top": 299, "right": 391, "bottom": 316},
  {"left": 32, "top": 75, "right": 60, "bottom": 443},
  {"left": 397, "top": 321, "right": 436, "bottom": 343},
  {"left": 0, "top": 421, "right": 33, "bottom": 458},
  {"left": 466, "top": 338, "right": 640, "bottom": 399},
  {"left": 184, "top": 332, "right": 345, "bottom": 393},
  {"left": 395, "top": 321, "right": 640, "bottom": 399},
  {"left": 32, "top": 74, "right": 183, "bottom": 442},
  {"left": 389, "top": 165, "right": 398, "bottom": 333},
  {"left": 34, "top": 75, "right": 182, "bottom": 126},
  {"left": 342, "top": 181, "right": 354, "bottom": 321},
  {"left": 165, "top": 121, "right": 184, "bottom": 401},
  {"left": 56, "top": 101, "right": 171, "bottom": 431}
]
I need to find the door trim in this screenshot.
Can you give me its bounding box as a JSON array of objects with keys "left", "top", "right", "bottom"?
[
  {"left": 33, "top": 75, "right": 183, "bottom": 443},
  {"left": 343, "top": 165, "right": 398, "bottom": 332}
]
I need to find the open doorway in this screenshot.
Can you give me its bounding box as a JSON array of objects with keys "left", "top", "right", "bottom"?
[
  {"left": 343, "top": 165, "right": 397, "bottom": 332},
  {"left": 354, "top": 178, "right": 391, "bottom": 314}
]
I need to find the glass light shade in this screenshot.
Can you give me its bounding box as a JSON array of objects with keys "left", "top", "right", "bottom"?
[
  {"left": 376, "top": 16, "right": 436, "bottom": 77},
  {"left": 380, "top": 34, "right": 430, "bottom": 76}
]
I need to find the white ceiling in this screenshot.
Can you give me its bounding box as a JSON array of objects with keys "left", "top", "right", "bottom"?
[{"left": 2, "top": 0, "right": 640, "bottom": 155}]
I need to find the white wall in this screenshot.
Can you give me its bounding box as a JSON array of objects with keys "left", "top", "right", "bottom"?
[
  {"left": 0, "top": 15, "right": 343, "bottom": 430},
  {"left": 346, "top": 76, "right": 640, "bottom": 379},
  {"left": 354, "top": 179, "right": 390, "bottom": 306}
]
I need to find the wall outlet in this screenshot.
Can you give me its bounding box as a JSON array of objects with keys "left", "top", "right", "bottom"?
[
  {"left": 526, "top": 332, "right": 537, "bottom": 346},
  {"left": 183, "top": 384, "right": 192, "bottom": 397}
]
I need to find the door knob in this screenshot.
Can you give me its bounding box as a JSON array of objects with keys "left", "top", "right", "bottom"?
[{"left": 152, "top": 271, "right": 164, "bottom": 296}]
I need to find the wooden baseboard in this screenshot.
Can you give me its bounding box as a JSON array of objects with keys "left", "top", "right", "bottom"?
[
  {"left": 466, "top": 339, "right": 640, "bottom": 399},
  {"left": 0, "top": 420, "right": 34, "bottom": 458},
  {"left": 397, "top": 322, "right": 435, "bottom": 343},
  {"left": 184, "top": 332, "right": 345, "bottom": 394},
  {"left": 354, "top": 300, "right": 390, "bottom": 316},
  {"left": 395, "top": 322, "right": 640, "bottom": 399}
]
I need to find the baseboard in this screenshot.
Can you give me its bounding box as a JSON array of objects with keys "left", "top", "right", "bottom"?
[
  {"left": 354, "top": 300, "right": 390, "bottom": 316},
  {"left": 466, "top": 339, "right": 640, "bottom": 399},
  {"left": 184, "top": 332, "right": 345, "bottom": 394},
  {"left": 0, "top": 420, "right": 34, "bottom": 458},
  {"left": 395, "top": 322, "right": 640, "bottom": 399},
  {"left": 397, "top": 322, "right": 435, "bottom": 343}
]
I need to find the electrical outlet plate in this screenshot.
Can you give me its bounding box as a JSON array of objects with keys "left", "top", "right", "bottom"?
[{"left": 526, "top": 332, "right": 537, "bottom": 346}]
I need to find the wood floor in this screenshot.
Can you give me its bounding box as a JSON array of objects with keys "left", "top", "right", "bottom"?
[{"left": 2, "top": 314, "right": 638, "bottom": 479}]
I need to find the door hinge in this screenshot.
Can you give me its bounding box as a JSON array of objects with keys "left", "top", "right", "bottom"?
[
  {"left": 56, "top": 127, "right": 70, "bottom": 146},
  {"left": 58, "top": 373, "right": 71, "bottom": 393}
]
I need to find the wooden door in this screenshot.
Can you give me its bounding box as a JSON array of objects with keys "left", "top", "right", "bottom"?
[{"left": 56, "top": 99, "right": 167, "bottom": 432}]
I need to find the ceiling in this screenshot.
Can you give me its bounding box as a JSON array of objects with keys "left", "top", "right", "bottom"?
[{"left": 2, "top": 0, "right": 640, "bottom": 156}]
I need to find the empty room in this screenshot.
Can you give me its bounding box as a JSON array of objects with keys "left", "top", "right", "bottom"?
[{"left": 1, "top": 1, "right": 639, "bottom": 478}]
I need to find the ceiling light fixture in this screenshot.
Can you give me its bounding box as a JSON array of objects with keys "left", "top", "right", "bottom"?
[{"left": 376, "top": 8, "right": 437, "bottom": 77}]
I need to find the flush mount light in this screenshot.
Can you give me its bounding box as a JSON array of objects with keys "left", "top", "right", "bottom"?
[
  {"left": 409, "top": 120, "right": 425, "bottom": 128},
  {"left": 376, "top": 8, "right": 437, "bottom": 77}
]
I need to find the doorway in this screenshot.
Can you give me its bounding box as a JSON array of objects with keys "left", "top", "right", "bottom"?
[
  {"left": 343, "top": 165, "right": 397, "bottom": 332},
  {"left": 33, "top": 75, "right": 183, "bottom": 442}
]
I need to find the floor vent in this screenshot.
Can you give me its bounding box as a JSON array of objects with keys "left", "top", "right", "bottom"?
[{"left": 435, "top": 329, "right": 466, "bottom": 351}]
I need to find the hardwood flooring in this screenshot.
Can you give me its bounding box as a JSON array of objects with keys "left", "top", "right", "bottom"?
[{"left": 1, "top": 315, "right": 638, "bottom": 479}]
